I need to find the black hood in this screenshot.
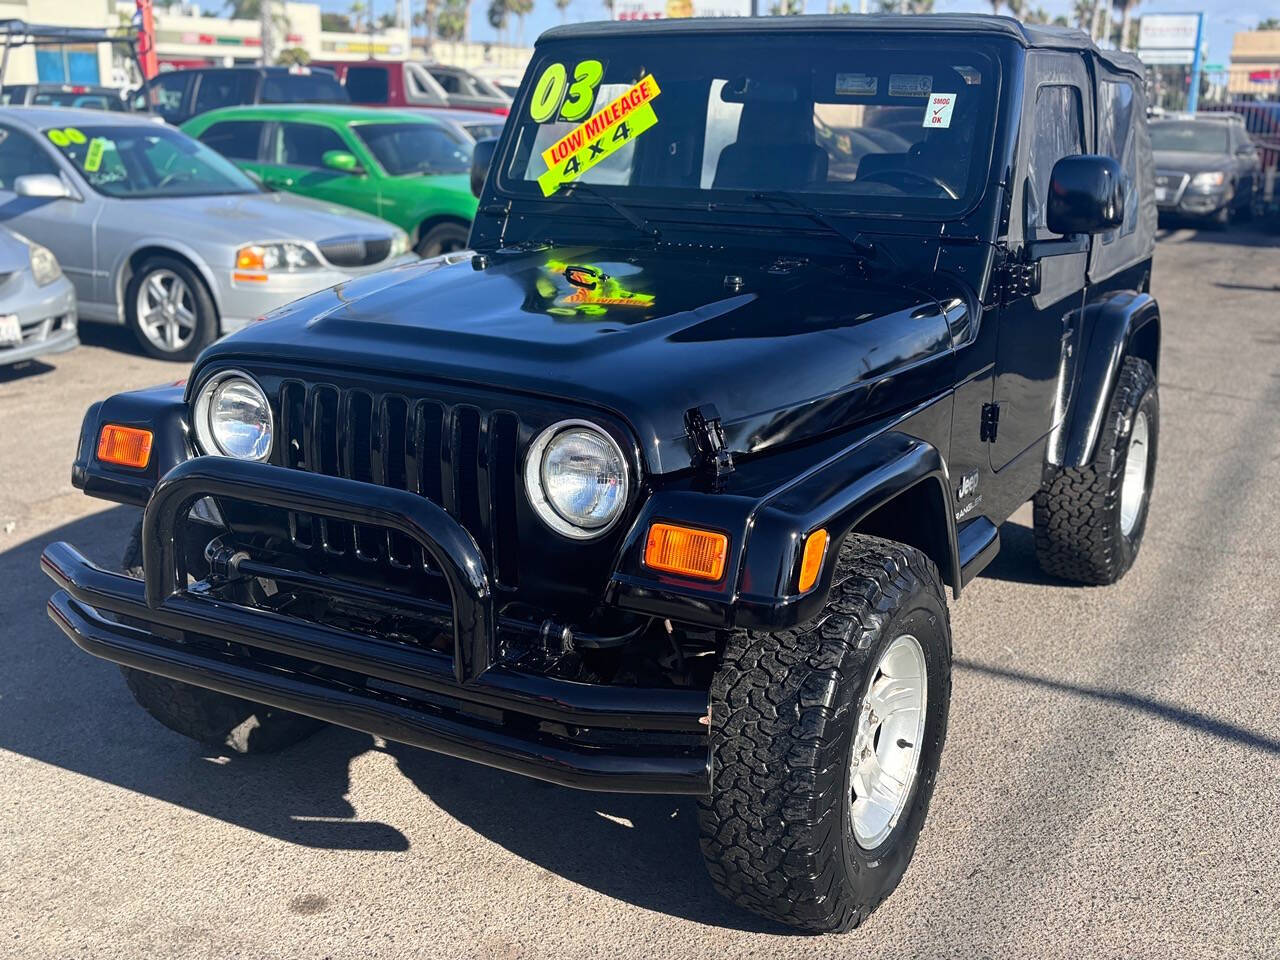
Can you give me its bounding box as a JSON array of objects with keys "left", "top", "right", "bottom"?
[{"left": 202, "top": 245, "right": 956, "bottom": 473}]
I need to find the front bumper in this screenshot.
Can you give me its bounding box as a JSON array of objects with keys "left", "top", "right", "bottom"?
[
  {"left": 43, "top": 457, "right": 710, "bottom": 794},
  {"left": 0, "top": 273, "right": 77, "bottom": 365}
]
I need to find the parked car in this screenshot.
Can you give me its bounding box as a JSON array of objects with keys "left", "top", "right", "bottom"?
[
  {"left": 130, "top": 66, "right": 347, "bottom": 126},
  {"left": 0, "top": 108, "right": 412, "bottom": 360},
  {"left": 183, "top": 105, "right": 478, "bottom": 257},
  {"left": 425, "top": 63, "right": 513, "bottom": 114},
  {"left": 1151, "top": 116, "right": 1263, "bottom": 226},
  {"left": 43, "top": 14, "right": 1162, "bottom": 935},
  {"left": 0, "top": 226, "right": 77, "bottom": 366},
  {"left": 316, "top": 60, "right": 510, "bottom": 115},
  {"left": 2, "top": 83, "right": 128, "bottom": 112},
  {"left": 417, "top": 107, "right": 507, "bottom": 143}
]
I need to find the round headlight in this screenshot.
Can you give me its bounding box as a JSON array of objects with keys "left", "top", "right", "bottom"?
[
  {"left": 525, "top": 420, "right": 629, "bottom": 539},
  {"left": 193, "top": 371, "right": 272, "bottom": 461}
]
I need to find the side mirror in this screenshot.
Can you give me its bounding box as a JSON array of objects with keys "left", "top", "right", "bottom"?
[
  {"left": 322, "top": 150, "right": 361, "bottom": 173},
  {"left": 1046, "top": 155, "right": 1124, "bottom": 236},
  {"left": 1235, "top": 143, "right": 1256, "bottom": 156},
  {"left": 14, "top": 173, "right": 72, "bottom": 200},
  {"left": 471, "top": 137, "right": 497, "bottom": 198}
]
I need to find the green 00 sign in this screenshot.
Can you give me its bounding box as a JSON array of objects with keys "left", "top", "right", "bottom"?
[{"left": 528, "top": 60, "right": 605, "bottom": 123}]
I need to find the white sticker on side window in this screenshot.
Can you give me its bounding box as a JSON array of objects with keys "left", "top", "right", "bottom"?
[{"left": 923, "top": 92, "right": 957, "bottom": 129}]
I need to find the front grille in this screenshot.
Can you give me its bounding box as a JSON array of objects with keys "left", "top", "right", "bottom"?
[
  {"left": 316, "top": 235, "right": 393, "bottom": 268},
  {"left": 277, "top": 380, "right": 521, "bottom": 587}
]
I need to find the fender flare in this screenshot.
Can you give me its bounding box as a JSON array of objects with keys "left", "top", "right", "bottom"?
[
  {"left": 112, "top": 241, "right": 224, "bottom": 325},
  {"left": 736, "top": 431, "right": 960, "bottom": 627},
  {"left": 606, "top": 431, "right": 961, "bottom": 632},
  {"left": 1055, "top": 291, "right": 1160, "bottom": 469}
]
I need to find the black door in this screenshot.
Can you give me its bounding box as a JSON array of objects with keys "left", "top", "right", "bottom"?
[{"left": 990, "top": 56, "right": 1091, "bottom": 472}]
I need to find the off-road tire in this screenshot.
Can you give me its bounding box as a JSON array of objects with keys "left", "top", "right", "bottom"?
[
  {"left": 118, "top": 519, "right": 325, "bottom": 754},
  {"left": 698, "top": 534, "right": 952, "bottom": 933},
  {"left": 416, "top": 222, "right": 471, "bottom": 258},
  {"left": 1034, "top": 356, "right": 1158, "bottom": 585}
]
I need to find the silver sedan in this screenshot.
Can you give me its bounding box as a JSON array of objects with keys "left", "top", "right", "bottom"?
[
  {"left": 0, "top": 224, "right": 76, "bottom": 366},
  {"left": 0, "top": 108, "right": 414, "bottom": 360}
]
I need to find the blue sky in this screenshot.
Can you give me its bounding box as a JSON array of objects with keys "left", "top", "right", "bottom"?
[{"left": 316, "top": 0, "right": 1274, "bottom": 66}]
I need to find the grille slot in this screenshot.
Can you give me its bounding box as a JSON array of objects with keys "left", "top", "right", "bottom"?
[
  {"left": 317, "top": 235, "right": 393, "bottom": 268},
  {"left": 278, "top": 381, "right": 519, "bottom": 585}
]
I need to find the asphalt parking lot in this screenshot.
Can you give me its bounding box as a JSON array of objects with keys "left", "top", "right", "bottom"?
[{"left": 2, "top": 224, "right": 1279, "bottom": 959}]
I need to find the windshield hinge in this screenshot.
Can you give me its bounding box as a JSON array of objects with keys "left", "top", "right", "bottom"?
[
  {"left": 684, "top": 403, "right": 734, "bottom": 491},
  {"left": 980, "top": 403, "right": 1001, "bottom": 443},
  {"left": 992, "top": 247, "right": 1041, "bottom": 306}
]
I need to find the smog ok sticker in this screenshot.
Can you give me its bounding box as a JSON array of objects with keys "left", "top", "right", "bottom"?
[
  {"left": 923, "top": 92, "right": 957, "bottom": 129},
  {"left": 83, "top": 138, "right": 106, "bottom": 173},
  {"left": 537, "top": 74, "right": 661, "bottom": 197}
]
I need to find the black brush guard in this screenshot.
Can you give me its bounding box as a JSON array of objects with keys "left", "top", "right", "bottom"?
[{"left": 42, "top": 458, "right": 710, "bottom": 794}]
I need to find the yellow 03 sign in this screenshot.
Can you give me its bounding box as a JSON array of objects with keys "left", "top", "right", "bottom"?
[
  {"left": 537, "top": 74, "right": 661, "bottom": 197},
  {"left": 527, "top": 59, "right": 605, "bottom": 124}
]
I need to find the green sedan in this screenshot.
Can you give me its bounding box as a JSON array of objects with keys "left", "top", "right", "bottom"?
[{"left": 183, "top": 105, "right": 479, "bottom": 257}]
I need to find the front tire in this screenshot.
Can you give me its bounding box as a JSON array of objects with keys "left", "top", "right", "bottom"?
[
  {"left": 1034, "top": 356, "right": 1158, "bottom": 584},
  {"left": 118, "top": 519, "right": 324, "bottom": 754},
  {"left": 698, "top": 535, "right": 952, "bottom": 933},
  {"left": 416, "top": 221, "right": 471, "bottom": 259},
  {"left": 124, "top": 255, "right": 218, "bottom": 361}
]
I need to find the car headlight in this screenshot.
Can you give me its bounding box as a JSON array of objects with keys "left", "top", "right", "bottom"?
[
  {"left": 29, "top": 242, "right": 62, "bottom": 286},
  {"left": 390, "top": 230, "right": 410, "bottom": 257},
  {"left": 525, "top": 420, "right": 629, "bottom": 539},
  {"left": 1190, "top": 171, "right": 1226, "bottom": 190},
  {"left": 235, "top": 242, "right": 320, "bottom": 273},
  {"left": 193, "top": 371, "right": 273, "bottom": 461}
]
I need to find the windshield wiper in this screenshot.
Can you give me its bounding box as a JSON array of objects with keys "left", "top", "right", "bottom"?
[
  {"left": 555, "top": 181, "right": 661, "bottom": 239},
  {"left": 718, "top": 190, "right": 903, "bottom": 272}
]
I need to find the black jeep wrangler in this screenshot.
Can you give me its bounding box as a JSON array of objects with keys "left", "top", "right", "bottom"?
[{"left": 43, "top": 15, "right": 1160, "bottom": 933}]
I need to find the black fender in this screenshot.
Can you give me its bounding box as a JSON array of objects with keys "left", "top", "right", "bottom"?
[
  {"left": 606, "top": 430, "right": 960, "bottom": 631},
  {"left": 1054, "top": 291, "right": 1160, "bottom": 469},
  {"left": 70, "top": 384, "right": 190, "bottom": 507}
]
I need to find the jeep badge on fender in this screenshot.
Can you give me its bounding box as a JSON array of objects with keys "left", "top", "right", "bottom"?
[{"left": 43, "top": 13, "right": 1159, "bottom": 935}]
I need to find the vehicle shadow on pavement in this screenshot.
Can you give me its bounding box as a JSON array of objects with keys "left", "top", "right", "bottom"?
[
  {"left": 977, "top": 519, "right": 1066, "bottom": 587},
  {"left": 384, "top": 741, "right": 793, "bottom": 934},
  {"left": 0, "top": 505, "right": 409, "bottom": 853}
]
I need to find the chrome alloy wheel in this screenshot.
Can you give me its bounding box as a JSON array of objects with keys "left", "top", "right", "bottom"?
[
  {"left": 1120, "top": 410, "right": 1150, "bottom": 537},
  {"left": 136, "top": 268, "right": 198, "bottom": 353},
  {"left": 850, "top": 633, "right": 928, "bottom": 850}
]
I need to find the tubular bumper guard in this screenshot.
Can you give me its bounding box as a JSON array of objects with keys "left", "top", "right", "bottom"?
[{"left": 42, "top": 458, "right": 710, "bottom": 794}]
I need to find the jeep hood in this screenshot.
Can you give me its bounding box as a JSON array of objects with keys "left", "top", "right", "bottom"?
[{"left": 204, "top": 245, "right": 955, "bottom": 474}]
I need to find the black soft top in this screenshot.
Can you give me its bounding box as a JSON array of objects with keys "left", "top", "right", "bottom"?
[{"left": 539, "top": 14, "right": 1144, "bottom": 78}]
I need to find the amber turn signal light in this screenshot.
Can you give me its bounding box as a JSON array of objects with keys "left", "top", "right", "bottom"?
[
  {"left": 644, "top": 522, "right": 728, "bottom": 582},
  {"left": 97, "top": 424, "right": 153, "bottom": 469},
  {"left": 798, "top": 528, "right": 829, "bottom": 593}
]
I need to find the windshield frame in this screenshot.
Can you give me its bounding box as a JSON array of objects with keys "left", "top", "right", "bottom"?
[
  {"left": 43, "top": 123, "right": 261, "bottom": 199},
  {"left": 492, "top": 31, "right": 1006, "bottom": 224}
]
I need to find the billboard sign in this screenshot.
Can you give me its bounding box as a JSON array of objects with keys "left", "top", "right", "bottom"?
[
  {"left": 1137, "top": 13, "right": 1201, "bottom": 51},
  {"left": 614, "top": 0, "right": 750, "bottom": 20}
]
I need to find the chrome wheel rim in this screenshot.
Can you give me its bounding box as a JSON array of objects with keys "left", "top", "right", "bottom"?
[
  {"left": 1120, "top": 410, "right": 1150, "bottom": 537},
  {"left": 136, "top": 269, "right": 197, "bottom": 352},
  {"left": 850, "top": 633, "right": 928, "bottom": 850}
]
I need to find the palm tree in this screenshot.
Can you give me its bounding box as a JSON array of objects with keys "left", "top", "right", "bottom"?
[
  {"left": 487, "top": 0, "right": 510, "bottom": 45},
  {"left": 1114, "top": 0, "right": 1139, "bottom": 51},
  {"left": 555, "top": 0, "right": 571, "bottom": 20},
  {"left": 988, "top": 1, "right": 1003, "bottom": 14}
]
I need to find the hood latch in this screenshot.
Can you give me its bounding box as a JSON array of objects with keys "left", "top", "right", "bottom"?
[{"left": 684, "top": 403, "right": 734, "bottom": 491}]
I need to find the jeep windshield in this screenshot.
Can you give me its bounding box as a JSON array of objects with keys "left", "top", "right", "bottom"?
[{"left": 498, "top": 33, "right": 999, "bottom": 219}]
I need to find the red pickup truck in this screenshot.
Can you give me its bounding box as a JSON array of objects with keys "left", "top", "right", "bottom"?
[{"left": 314, "top": 60, "right": 511, "bottom": 115}]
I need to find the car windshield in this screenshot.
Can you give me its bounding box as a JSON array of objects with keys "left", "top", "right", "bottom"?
[
  {"left": 1150, "top": 121, "right": 1229, "bottom": 154},
  {"left": 44, "top": 124, "right": 258, "bottom": 198},
  {"left": 499, "top": 33, "right": 999, "bottom": 217},
  {"left": 354, "top": 121, "right": 473, "bottom": 176}
]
